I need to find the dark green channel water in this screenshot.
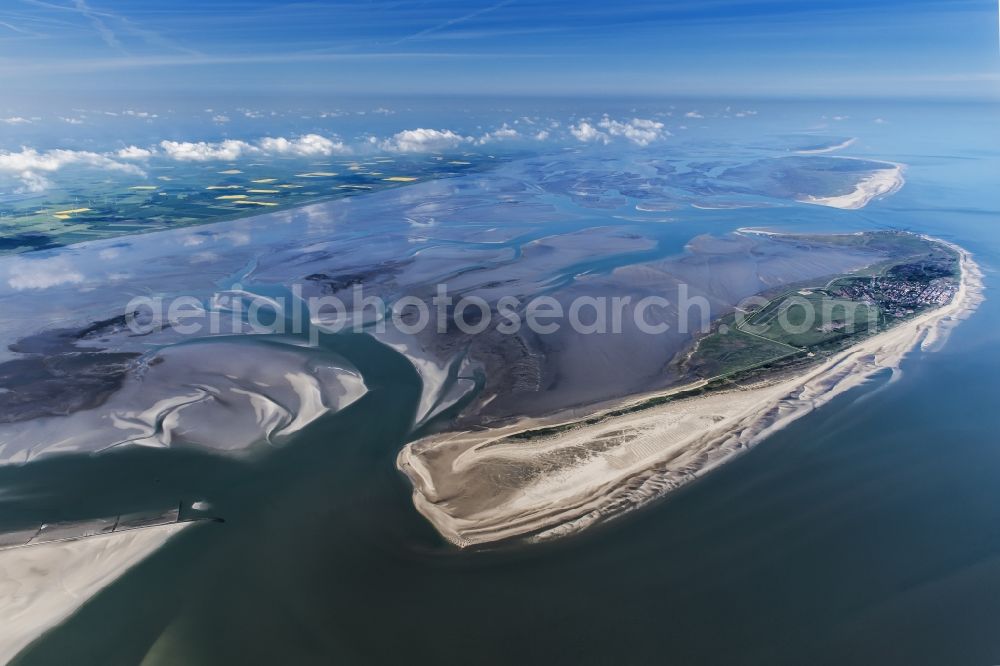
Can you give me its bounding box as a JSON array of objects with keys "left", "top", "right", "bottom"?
[{"left": 10, "top": 293, "right": 1000, "bottom": 665}]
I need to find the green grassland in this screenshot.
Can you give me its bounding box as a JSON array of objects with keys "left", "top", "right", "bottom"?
[
  {"left": 684, "top": 313, "right": 802, "bottom": 378},
  {"left": 742, "top": 292, "right": 879, "bottom": 349},
  {"left": 0, "top": 154, "right": 498, "bottom": 255},
  {"left": 474, "top": 232, "right": 961, "bottom": 445},
  {"left": 685, "top": 231, "right": 958, "bottom": 381}
]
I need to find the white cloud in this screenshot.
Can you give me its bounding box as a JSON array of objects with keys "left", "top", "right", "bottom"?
[
  {"left": 1, "top": 117, "right": 31, "bottom": 125},
  {"left": 15, "top": 172, "right": 51, "bottom": 192},
  {"left": 597, "top": 116, "right": 668, "bottom": 146},
  {"left": 123, "top": 109, "right": 157, "bottom": 119},
  {"left": 161, "top": 134, "right": 349, "bottom": 161},
  {"left": 117, "top": 145, "right": 155, "bottom": 159},
  {"left": 534, "top": 130, "right": 550, "bottom": 141},
  {"left": 60, "top": 116, "right": 85, "bottom": 125},
  {"left": 159, "top": 139, "right": 257, "bottom": 161},
  {"left": 684, "top": 111, "right": 704, "bottom": 119},
  {"left": 7, "top": 256, "right": 85, "bottom": 290},
  {"left": 569, "top": 117, "right": 668, "bottom": 147},
  {"left": 212, "top": 114, "right": 230, "bottom": 123},
  {"left": 0, "top": 147, "right": 144, "bottom": 192},
  {"left": 477, "top": 124, "right": 519, "bottom": 144},
  {"left": 258, "top": 133, "right": 349, "bottom": 156},
  {"left": 569, "top": 121, "right": 609, "bottom": 144},
  {"left": 380, "top": 128, "right": 470, "bottom": 153}
]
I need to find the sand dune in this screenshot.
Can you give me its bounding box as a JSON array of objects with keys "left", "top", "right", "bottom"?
[{"left": 398, "top": 239, "right": 983, "bottom": 547}]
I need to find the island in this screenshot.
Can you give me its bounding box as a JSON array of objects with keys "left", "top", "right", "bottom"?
[{"left": 398, "top": 231, "right": 984, "bottom": 547}]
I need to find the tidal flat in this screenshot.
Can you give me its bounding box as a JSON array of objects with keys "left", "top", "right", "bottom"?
[
  {"left": 0, "top": 146, "right": 910, "bottom": 463},
  {"left": 0, "top": 113, "right": 995, "bottom": 663}
]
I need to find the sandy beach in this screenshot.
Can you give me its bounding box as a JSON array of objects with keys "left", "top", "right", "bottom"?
[
  {"left": 0, "top": 523, "right": 192, "bottom": 663},
  {"left": 802, "top": 162, "right": 905, "bottom": 209},
  {"left": 796, "top": 137, "right": 858, "bottom": 154},
  {"left": 398, "top": 239, "right": 984, "bottom": 548}
]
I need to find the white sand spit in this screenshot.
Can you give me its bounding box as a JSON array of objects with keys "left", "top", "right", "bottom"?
[
  {"left": 0, "top": 523, "right": 191, "bottom": 663},
  {"left": 801, "top": 163, "right": 905, "bottom": 210}
]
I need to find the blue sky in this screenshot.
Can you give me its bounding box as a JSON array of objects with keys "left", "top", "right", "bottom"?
[{"left": 0, "top": 0, "right": 998, "bottom": 99}]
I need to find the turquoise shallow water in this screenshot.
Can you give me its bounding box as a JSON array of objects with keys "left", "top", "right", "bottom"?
[{"left": 7, "top": 100, "right": 1000, "bottom": 664}]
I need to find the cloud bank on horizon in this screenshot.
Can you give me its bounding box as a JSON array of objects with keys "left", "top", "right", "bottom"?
[
  {"left": 0, "top": 1, "right": 995, "bottom": 192},
  {"left": 0, "top": 0, "right": 996, "bottom": 99},
  {"left": 0, "top": 113, "right": 680, "bottom": 192}
]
